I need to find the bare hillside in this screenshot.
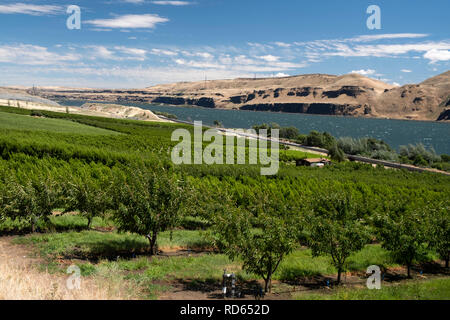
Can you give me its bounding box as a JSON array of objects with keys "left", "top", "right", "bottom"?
[{"left": 3, "top": 71, "right": 449, "bottom": 121}]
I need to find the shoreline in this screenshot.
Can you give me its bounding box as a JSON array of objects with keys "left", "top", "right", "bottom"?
[{"left": 56, "top": 97, "right": 449, "bottom": 124}]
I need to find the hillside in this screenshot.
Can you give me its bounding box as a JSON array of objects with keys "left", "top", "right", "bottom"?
[{"left": 3, "top": 71, "right": 450, "bottom": 121}]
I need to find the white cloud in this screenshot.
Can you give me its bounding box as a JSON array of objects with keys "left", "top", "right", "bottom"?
[
  {"left": 0, "top": 3, "right": 62, "bottom": 15},
  {"left": 151, "top": 48, "right": 178, "bottom": 56},
  {"left": 258, "top": 55, "right": 280, "bottom": 62},
  {"left": 423, "top": 49, "right": 450, "bottom": 63},
  {"left": 89, "top": 46, "right": 116, "bottom": 60},
  {"left": 1, "top": 64, "right": 255, "bottom": 88},
  {"left": 323, "top": 41, "right": 450, "bottom": 61},
  {"left": 115, "top": 46, "right": 147, "bottom": 60},
  {"left": 0, "top": 44, "right": 78, "bottom": 65},
  {"left": 351, "top": 33, "right": 429, "bottom": 42},
  {"left": 195, "top": 52, "right": 213, "bottom": 59},
  {"left": 181, "top": 51, "right": 213, "bottom": 59},
  {"left": 151, "top": 1, "right": 192, "bottom": 5},
  {"left": 85, "top": 45, "right": 148, "bottom": 61},
  {"left": 401, "top": 69, "right": 412, "bottom": 73},
  {"left": 350, "top": 69, "right": 376, "bottom": 76},
  {"left": 273, "top": 42, "right": 292, "bottom": 48},
  {"left": 174, "top": 53, "right": 305, "bottom": 73},
  {"left": 85, "top": 14, "right": 168, "bottom": 29}
]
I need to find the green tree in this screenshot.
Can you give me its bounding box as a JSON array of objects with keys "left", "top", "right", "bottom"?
[
  {"left": 279, "top": 127, "right": 300, "bottom": 140},
  {"left": 112, "top": 165, "right": 188, "bottom": 255},
  {"left": 375, "top": 202, "right": 429, "bottom": 278},
  {"left": 63, "top": 166, "right": 112, "bottom": 228},
  {"left": 5, "top": 175, "right": 61, "bottom": 232},
  {"left": 427, "top": 203, "right": 449, "bottom": 268},
  {"left": 328, "top": 143, "right": 346, "bottom": 162},
  {"left": 305, "top": 131, "right": 323, "bottom": 147},
  {"left": 306, "top": 192, "right": 371, "bottom": 284},
  {"left": 212, "top": 197, "right": 299, "bottom": 293}
]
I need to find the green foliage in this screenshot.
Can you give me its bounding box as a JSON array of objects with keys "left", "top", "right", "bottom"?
[
  {"left": 252, "top": 123, "right": 300, "bottom": 140},
  {"left": 305, "top": 192, "right": 371, "bottom": 283},
  {"left": 304, "top": 131, "right": 335, "bottom": 149},
  {"left": 399, "top": 143, "right": 441, "bottom": 166},
  {"left": 62, "top": 164, "right": 113, "bottom": 228},
  {"left": 212, "top": 198, "right": 300, "bottom": 292},
  {"left": 427, "top": 202, "right": 450, "bottom": 268},
  {"left": 2, "top": 174, "right": 61, "bottom": 232},
  {"left": 0, "top": 110, "right": 119, "bottom": 135},
  {"left": 0, "top": 103, "right": 449, "bottom": 298},
  {"left": 375, "top": 202, "right": 431, "bottom": 277},
  {"left": 279, "top": 127, "right": 300, "bottom": 140},
  {"left": 328, "top": 143, "right": 346, "bottom": 162},
  {"left": 337, "top": 137, "right": 397, "bottom": 161},
  {"left": 441, "top": 154, "right": 450, "bottom": 162},
  {"left": 112, "top": 164, "right": 188, "bottom": 255}
]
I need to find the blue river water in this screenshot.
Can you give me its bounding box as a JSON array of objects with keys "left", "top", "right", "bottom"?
[{"left": 59, "top": 100, "right": 450, "bottom": 155}]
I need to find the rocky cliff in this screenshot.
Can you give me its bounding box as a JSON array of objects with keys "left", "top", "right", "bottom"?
[{"left": 8, "top": 71, "right": 449, "bottom": 121}]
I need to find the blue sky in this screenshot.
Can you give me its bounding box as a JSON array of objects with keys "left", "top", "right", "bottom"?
[{"left": 0, "top": 0, "right": 449, "bottom": 88}]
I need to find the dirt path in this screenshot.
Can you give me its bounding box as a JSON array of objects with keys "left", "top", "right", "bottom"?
[{"left": 0, "top": 236, "right": 128, "bottom": 300}]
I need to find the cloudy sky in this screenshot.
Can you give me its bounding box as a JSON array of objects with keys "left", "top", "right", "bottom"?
[{"left": 0, "top": 0, "right": 449, "bottom": 88}]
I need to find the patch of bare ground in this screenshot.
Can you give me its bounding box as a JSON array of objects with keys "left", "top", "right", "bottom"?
[{"left": 0, "top": 236, "right": 132, "bottom": 300}]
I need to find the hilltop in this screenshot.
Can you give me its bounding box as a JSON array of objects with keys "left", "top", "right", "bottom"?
[{"left": 2, "top": 71, "right": 449, "bottom": 121}]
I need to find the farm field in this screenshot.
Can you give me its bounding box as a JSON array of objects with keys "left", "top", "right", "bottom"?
[
  {"left": 0, "top": 111, "right": 120, "bottom": 135},
  {"left": 0, "top": 105, "right": 448, "bottom": 300}
]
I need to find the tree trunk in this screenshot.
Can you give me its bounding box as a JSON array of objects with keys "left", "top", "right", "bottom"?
[
  {"left": 31, "top": 216, "right": 37, "bottom": 233},
  {"left": 148, "top": 232, "right": 158, "bottom": 255},
  {"left": 87, "top": 217, "right": 92, "bottom": 229},
  {"left": 445, "top": 254, "right": 449, "bottom": 269},
  {"left": 407, "top": 264, "right": 411, "bottom": 278},
  {"left": 337, "top": 267, "right": 342, "bottom": 284},
  {"left": 264, "top": 277, "right": 271, "bottom": 293}
]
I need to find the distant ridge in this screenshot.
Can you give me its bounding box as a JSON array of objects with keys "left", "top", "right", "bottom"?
[{"left": 3, "top": 71, "right": 450, "bottom": 121}]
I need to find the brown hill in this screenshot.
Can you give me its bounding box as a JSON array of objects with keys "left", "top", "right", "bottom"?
[{"left": 5, "top": 71, "right": 450, "bottom": 121}]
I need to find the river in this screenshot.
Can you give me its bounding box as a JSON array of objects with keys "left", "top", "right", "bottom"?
[{"left": 58, "top": 100, "right": 450, "bottom": 155}]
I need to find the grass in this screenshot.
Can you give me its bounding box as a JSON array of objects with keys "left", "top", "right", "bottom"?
[
  {"left": 294, "top": 277, "right": 450, "bottom": 300},
  {"left": 7, "top": 225, "right": 450, "bottom": 299},
  {"left": 281, "top": 148, "right": 327, "bottom": 160},
  {"left": 0, "top": 111, "right": 120, "bottom": 135},
  {"left": 0, "top": 253, "right": 130, "bottom": 300},
  {"left": 276, "top": 245, "right": 399, "bottom": 281},
  {"left": 15, "top": 225, "right": 399, "bottom": 281},
  {"left": 13, "top": 222, "right": 413, "bottom": 299},
  {"left": 13, "top": 224, "right": 211, "bottom": 261},
  {"left": 0, "top": 214, "right": 115, "bottom": 234}
]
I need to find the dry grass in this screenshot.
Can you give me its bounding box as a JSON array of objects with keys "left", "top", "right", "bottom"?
[{"left": 0, "top": 238, "right": 133, "bottom": 300}]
